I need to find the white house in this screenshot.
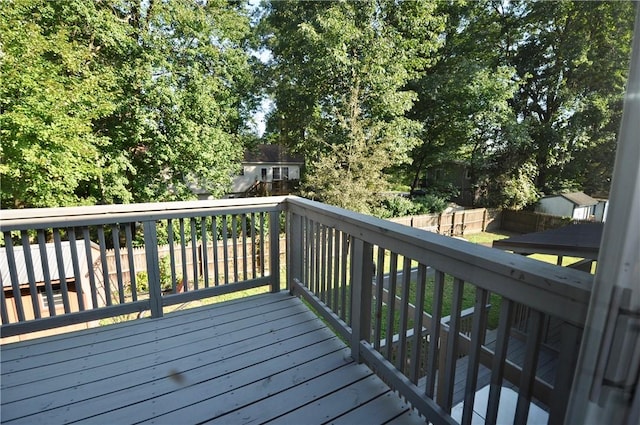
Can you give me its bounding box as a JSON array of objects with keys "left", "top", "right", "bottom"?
[
  {"left": 229, "top": 144, "right": 304, "bottom": 197},
  {"left": 535, "top": 191, "right": 600, "bottom": 220}
]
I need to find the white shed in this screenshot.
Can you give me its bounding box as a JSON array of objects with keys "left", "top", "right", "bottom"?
[{"left": 535, "top": 192, "right": 599, "bottom": 220}]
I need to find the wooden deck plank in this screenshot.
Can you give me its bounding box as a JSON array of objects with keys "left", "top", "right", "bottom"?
[
  {"left": 84, "top": 346, "right": 354, "bottom": 425},
  {"left": 1, "top": 293, "right": 423, "bottom": 425},
  {"left": 327, "top": 391, "right": 413, "bottom": 424},
  {"left": 3, "top": 314, "right": 324, "bottom": 405},
  {"left": 199, "top": 363, "right": 375, "bottom": 424},
  {"left": 4, "top": 326, "right": 338, "bottom": 423},
  {"left": 2, "top": 302, "right": 312, "bottom": 389},
  {"left": 383, "top": 409, "right": 428, "bottom": 424},
  {"left": 263, "top": 373, "right": 395, "bottom": 425},
  {"left": 1, "top": 293, "right": 295, "bottom": 365}
]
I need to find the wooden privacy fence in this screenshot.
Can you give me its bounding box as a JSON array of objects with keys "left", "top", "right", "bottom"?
[
  {"left": 388, "top": 208, "right": 501, "bottom": 236},
  {"left": 103, "top": 238, "right": 287, "bottom": 288}
]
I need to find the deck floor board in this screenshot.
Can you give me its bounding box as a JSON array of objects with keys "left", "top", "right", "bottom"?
[{"left": 1, "top": 292, "right": 423, "bottom": 425}]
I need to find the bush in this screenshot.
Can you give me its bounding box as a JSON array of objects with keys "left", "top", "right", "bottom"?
[{"left": 375, "top": 194, "right": 447, "bottom": 218}]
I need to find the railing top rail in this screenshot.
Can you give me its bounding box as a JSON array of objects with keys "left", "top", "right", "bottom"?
[
  {"left": 0, "top": 196, "right": 288, "bottom": 231},
  {"left": 284, "top": 197, "right": 593, "bottom": 326}
]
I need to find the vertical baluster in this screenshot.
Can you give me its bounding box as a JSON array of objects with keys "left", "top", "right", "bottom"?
[
  {"left": 201, "top": 217, "right": 209, "bottom": 288},
  {"left": 374, "top": 247, "right": 386, "bottom": 351},
  {"left": 241, "top": 214, "right": 248, "bottom": 281},
  {"left": 308, "top": 220, "right": 315, "bottom": 293},
  {"left": 514, "top": 310, "right": 544, "bottom": 425},
  {"left": 167, "top": 219, "right": 178, "bottom": 290},
  {"left": 190, "top": 217, "right": 198, "bottom": 291},
  {"left": 4, "top": 232, "right": 25, "bottom": 321},
  {"left": 441, "top": 277, "right": 465, "bottom": 413},
  {"left": 110, "top": 225, "right": 125, "bottom": 304},
  {"left": 485, "top": 298, "right": 514, "bottom": 425},
  {"left": 52, "top": 229, "right": 71, "bottom": 313},
  {"left": 269, "top": 211, "right": 280, "bottom": 292},
  {"left": 287, "top": 212, "right": 304, "bottom": 294},
  {"left": 212, "top": 216, "right": 220, "bottom": 286},
  {"left": 314, "top": 222, "right": 321, "bottom": 296},
  {"left": 179, "top": 218, "right": 188, "bottom": 291},
  {"left": 20, "top": 231, "right": 41, "bottom": 318},
  {"left": 250, "top": 213, "right": 257, "bottom": 279},
  {"left": 340, "top": 233, "right": 348, "bottom": 322},
  {"left": 385, "top": 252, "right": 398, "bottom": 360},
  {"left": 124, "top": 224, "right": 137, "bottom": 302},
  {"left": 97, "top": 226, "right": 111, "bottom": 306},
  {"left": 326, "top": 227, "right": 334, "bottom": 309},
  {"left": 0, "top": 279, "right": 9, "bottom": 324},
  {"left": 426, "top": 270, "right": 445, "bottom": 398},
  {"left": 333, "top": 229, "right": 341, "bottom": 314},
  {"left": 143, "top": 220, "right": 162, "bottom": 318},
  {"left": 221, "top": 215, "right": 230, "bottom": 284},
  {"left": 231, "top": 215, "right": 239, "bottom": 283},
  {"left": 410, "top": 264, "right": 427, "bottom": 383},
  {"left": 38, "top": 230, "right": 55, "bottom": 315},
  {"left": 259, "top": 212, "right": 265, "bottom": 276},
  {"left": 462, "top": 287, "right": 490, "bottom": 425},
  {"left": 67, "top": 228, "right": 85, "bottom": 310},
  {"left": 304, "top": 217, "right": 311, "bottom": 287},
  {"left": 396, "top": 257, "right": 412, "bottom": 372},
  {"left": 320, "top": 225, "right": 327, "bottom": 302}
]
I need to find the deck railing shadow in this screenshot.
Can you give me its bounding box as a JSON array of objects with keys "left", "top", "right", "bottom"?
[{"left": 1, "top": 196, "right": 593, "bottom": 424}]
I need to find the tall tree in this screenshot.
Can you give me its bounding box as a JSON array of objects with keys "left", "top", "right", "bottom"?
[
  {"left": 510, "top": 0, "right": 634, "bottom": 195},
  {"left": 0, "top": 0, "right": 255, "bottom": 208},
  {"left": 262, "top": 0, "right": 444, "bottom": 213}
]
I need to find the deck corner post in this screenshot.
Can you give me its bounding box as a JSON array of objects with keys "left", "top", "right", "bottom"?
[
  {"left": 287, "top": 211, "right": 303, "bottom": 295},
  {"left": 269, "top": 210, "right": 281, "bottom": 293},
  {"left": 350, "top": 237, "right": 373, "bottom": 363},
  {"left": 143, "top": 221, "right": 163, "bottom": 318}
]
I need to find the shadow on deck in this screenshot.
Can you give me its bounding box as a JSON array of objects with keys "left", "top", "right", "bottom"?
[{"left": 1, "top": 292, "right": 424, "bottom": 425}]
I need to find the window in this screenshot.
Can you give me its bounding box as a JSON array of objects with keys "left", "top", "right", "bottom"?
[
  {"left": 282, "top": 167, "right": 289, "bottom": 180},
  {"left": 39, "top": 287, "right": 65, "bottom": 312},
  {"left": 261, "top": 168, "right": 267, "bottom": 181},
  {"left": 273, "top": 167, "right": 281, "bottom": 180}
]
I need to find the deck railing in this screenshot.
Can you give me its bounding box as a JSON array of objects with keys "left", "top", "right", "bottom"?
[
  {"left": 0, "top": 197, "right": 285, "bottom": 337},
  {"left": 285, "top": 197, "right": 593, "bottom": 425},
  {"left": 1, "top": 196, "right": 594, "bottom": 424}
]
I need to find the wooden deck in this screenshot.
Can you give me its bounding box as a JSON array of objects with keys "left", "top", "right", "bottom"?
[{"left": 1, "top": 292, "right": 425, "bottom": 425}]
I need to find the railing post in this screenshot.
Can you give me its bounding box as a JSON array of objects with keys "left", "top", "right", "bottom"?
[
  {"left": 143, "top": 221, "right": 163, "bottom": 318},
  {"left": 350, "top": 238, "right": 373, "bottom": 363},
  {"left": 287, "top": 211, "right": 303, "bottom": 295},
  {"left": 269, "top": 210, "right": 281, "bottom": 293}
]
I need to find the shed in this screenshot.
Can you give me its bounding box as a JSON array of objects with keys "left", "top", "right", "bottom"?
[
  {"left": 535, "top": 192, "right": 599, "bottom": 220},
  {"left": 1, "top": 240, "right": 105, "bottom": 340}
]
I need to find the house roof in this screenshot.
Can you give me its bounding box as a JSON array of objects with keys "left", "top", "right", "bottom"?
[
  {"left": 244, "top": 145, "right": 304, "bottom": 164},
  {"left": 542, "top": 192, "right": 598, "bottom": 207},
  {"left": 1, "top": 241, "right": 98, "bottom": 287}
]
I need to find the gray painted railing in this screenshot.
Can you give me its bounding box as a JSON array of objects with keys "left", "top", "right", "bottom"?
[
  {"left": 286, "top": 197, "right": 593, "bottom": 425},
  {"left": 0, "top": 197, "right": 285, "bottom": 337},
  {"left": 1, "top": 196, "right": 594, "bottom": 425}
]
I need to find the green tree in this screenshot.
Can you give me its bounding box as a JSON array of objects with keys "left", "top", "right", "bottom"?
[
  {"left": 510, "top": 0, "right": 634, "bottom": 194},
  {"left": 0, "top": 0, "right": 120, "bottom": 207},
  {"left": 262, "top": 0, "right": 444, "bottom": 214},
  {"left": 0, "top": 0, "right": 255, "bottom": 208}
]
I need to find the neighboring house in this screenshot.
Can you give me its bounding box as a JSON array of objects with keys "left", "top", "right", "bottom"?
[
  {"left": 1, "top": 240, "right": 105, "bottom": 341},
  {"left": 229, "top": 144, "right": 304, "bottom": 198},
  {"left": 415, "top": 161, "right": 474, "bottom": 205},
  {"left": 535, "top": 191, "right": 601, "bottom": 220}
]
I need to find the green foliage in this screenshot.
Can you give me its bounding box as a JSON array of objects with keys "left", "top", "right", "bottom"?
[
  {"left": 262, "top": 0, "right": 444, "bottom": 214},
  {"left": 0, "top": 0, "right": 254, "bottom": 208},
  {"left": 375, "top": 195, "right": 447, "bottom": 219}
]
